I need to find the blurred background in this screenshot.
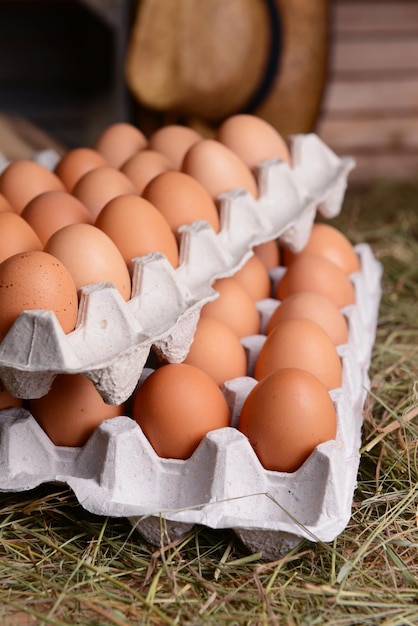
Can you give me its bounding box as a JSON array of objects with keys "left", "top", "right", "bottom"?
[
  {"left": 316, "top": 0, "right": 418, "bottom": 186},
  {"left": 0, "top": 0, "right": 416, "bottom": 186},
  {"left": 0, "top": 0, "right": 136, "bottom": 153}
]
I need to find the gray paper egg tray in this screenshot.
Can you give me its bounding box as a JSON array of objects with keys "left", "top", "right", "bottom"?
[
  {"left": 0, "top": 135, "right": 383, "bottom": 559},
  {"left": 0, "top": 133, "right": 354, "bottom": 404}
]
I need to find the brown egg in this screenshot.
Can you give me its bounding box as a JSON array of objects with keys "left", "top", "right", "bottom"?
[
  {"left": 0, "top": 193, "right": 14, "bottom": 213},
  {"left": 0, "top": 383, "right": 24, "bottom": 409},
  {"left": 0, "top": 211, "right": 43, "bottom": 263},
  {"left": 277, "top": 255, "right": 356, "bottom": 309},
  {"left": 183, "top": 316, "right": 247, "bottom": 386},
  {"left": 0, "top": 250, "right": 79, "bottom": 342},
  {"left": 21, "top": 190, "right": 93, "bottom": 246},
  {"left": 93, "top": 122, "right": 148, "bottom": 168},
  {"left": 0, "top": 160, "right": 65, "bottom": 213},
  {"left": 72, "top": 166, "right": 138, "bottom": 220},
  {"left": 95, "top": 194, "right": 179, "bottom": 270},
  {"left": 238, "top": 367, "right": 337, "bottom": 472},
  {"left": 148, "top": 124, "right": 203, "bottom": 170},
  {"left": 253, "top": 239, "right": 280, "bottom": 270},
  {"left": 215, "top": 114, "right": 291, "bottom": 171},
  {"left": 283, "top": 223, "right": 361, "bottom": 274},
  {"left": 44, "top": 223, "right": 132, "bottom": 301},
  {"left": 200, "top": 277, "right": 261, "bottom": 338},
  {"left": 142, "top": 170, "right": 220, "bottom": 239},
  {"left": 267, "top": 291, "right": 349, "bottom": 346},
  {"left": 120, "top": 149, "right": 175, "bottom": 194},
  {"left": 181, "top": 138, "right": 259, "bottom": 200},
  {"left": 233, "top": 254, "right": 271, "bottom": 301},
  {"left": 54, "top": 147, "right": 108, "bottom": 191},
  {"left": 30, "top": 373, "right": 124, "bottom": 447},
  {"left": 133, "top": 363, "right": 230, "bottom": 459},
  {"left": 254, "top": 318, "right": 343, "bottom": 390}
]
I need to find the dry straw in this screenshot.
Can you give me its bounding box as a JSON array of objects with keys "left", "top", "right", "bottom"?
[{"left": 0, "top": 179, "right": 417, "bottom": 625}]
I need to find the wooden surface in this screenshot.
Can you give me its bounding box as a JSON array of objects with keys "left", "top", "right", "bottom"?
[{"left": 316, "top": 0, "right": 418, "bottom": 184}]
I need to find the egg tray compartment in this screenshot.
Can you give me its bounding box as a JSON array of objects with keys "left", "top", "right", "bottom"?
[
  {"left": 0, "top": 243, "right": 383, "bottom": 560},
  {"left": 0, "top": 133, "right": 355, "bottom": 406}
]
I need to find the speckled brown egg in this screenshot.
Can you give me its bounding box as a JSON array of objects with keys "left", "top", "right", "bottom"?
[{"left": 0, "top": 250, "right": 79, "bottom": 342}]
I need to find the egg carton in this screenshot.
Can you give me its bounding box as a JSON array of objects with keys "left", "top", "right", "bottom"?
[
  {"left": 0, "top": 133, "right": 381, "bottom": 558},
  {"left": 0, "top": 241, "right": 383, "bottom": 560},
  {"left": 0, "top": 133, "right": 355, "bottom": 405}
]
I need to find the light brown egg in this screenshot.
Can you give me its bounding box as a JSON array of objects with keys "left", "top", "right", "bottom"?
[
  {"left": 0, "top": 193, "right": 14, "bottom": 213},
  {"left": 120, "top": 149, "right": 175, "bottom": 194},
  {"left": 142, "top": 170, "right": 220, "bottom": 240},
  {"left": 233, "top": 254, "right": 271, "bottom": 301},
  {"left": 0, "top": 160, "right": 65, "bottom": 214},
  {"left": 200, "top": 277, "right": 261, "bottom": 338},
  {"left": 181, "top": 138, "right": 259, "bottom": 200},
  {"left": 93, "top": 122, "right": 148, "bottom": 168},
  {"left": 133, "top": 363, "right": 230, "bottom": 459},
  {"left": 72, "top": 166, "right": 138, "bottom": 220},
  {"left": 148, "top": 124, "right": 203, "bottom": 170},
  {"left": 44, "top": 223, "right": 132, "bottom": 301},
  {"left": 0, "top": 250, "right": 79, "bottom": 342},
  {"left": 283, "top": 222, "right": 361, "bottom": 275},
  {"left": 254, "top": 318, "right": 343, "bottom": 390},
  {"left": 30, "top": 373, "right": 124, "bottom": 447},
  {"left": 0, "top": 211, "right": 43, "bottom": 263},
  {"left": 276, "top": 255, "right": 356, "bottom": 309},
  {"left": 267, "top": 291, "right": 349, "bottom": 346},
  {"left": 253, "top": 239, "right": 280, "bottom": 270},
  {"left": 238, "top": 367, "right": 337, "bottom": 472},
  {"left": 54, "top": 147, "right": 108, "bottom": 191},
  {"left": 183, "top": 316, "right": 247, "bottom": 386},
  {"left": 215, "top": 114, "right": 291, "bottom": 171},
  {"left": 95, "top": 193, "right": 179, "bottom": 270},
  {"left": 21, "top": 190, "right": 93, "bottom": 246}
]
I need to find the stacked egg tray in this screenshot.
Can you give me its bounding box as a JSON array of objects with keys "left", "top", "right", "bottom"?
[{"left": 0, "top": 134, "right": 382, "bottom": 560}]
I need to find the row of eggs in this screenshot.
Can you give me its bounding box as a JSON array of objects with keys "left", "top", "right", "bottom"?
[
  {"left": 0, "top": 115, "right": 359, "bottom": 475},
  {"left": 0, "top": 114, "right": 294, "bottom": 345}
]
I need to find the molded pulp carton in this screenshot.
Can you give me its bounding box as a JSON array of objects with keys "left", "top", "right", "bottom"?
[{"left": 0, "top": 134, "right": 382, "bottom": 560}]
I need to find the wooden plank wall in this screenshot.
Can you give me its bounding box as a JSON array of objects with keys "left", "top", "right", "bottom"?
[{"left": 316, "top": 0, "right": 418, "bottom": 185}]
